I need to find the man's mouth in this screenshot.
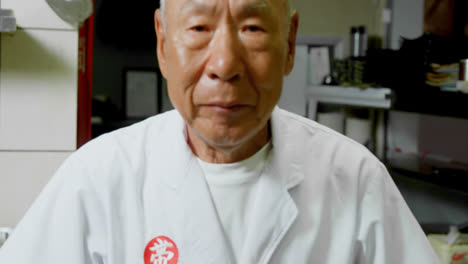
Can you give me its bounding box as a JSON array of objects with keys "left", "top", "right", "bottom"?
[{"left": 201, "top": 103, "right": 253, "bottom": 114}]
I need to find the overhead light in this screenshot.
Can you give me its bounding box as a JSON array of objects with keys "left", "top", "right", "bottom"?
[{"left": 45, "top": 0, "right": 93, "bottom": 26}]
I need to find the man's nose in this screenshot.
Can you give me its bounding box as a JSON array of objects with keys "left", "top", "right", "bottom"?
[{"left": 206, "top": 28, "right": 243, "bottom": 82}]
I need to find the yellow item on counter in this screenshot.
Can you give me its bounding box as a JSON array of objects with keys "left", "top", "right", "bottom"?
[{"left": 428, "top": 234, "right": 468, "bottom": 264}]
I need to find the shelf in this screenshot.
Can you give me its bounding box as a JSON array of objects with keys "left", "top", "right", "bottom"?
[
  {"left": 307, "top": 85, "right": 393, "bottom": 109},
  {"left": 389, "top": 167, "right": 468, "bottom": 233},
  {"left": 389, "top": 166, "right": 468, "bottom": 194},
  {"left": 0, "top": 9, "right": 16, "bottom": 33},
  {"left": 392, "top": 88, "right": 468, "bottom": 119},
  {"left": 307, "top": 85, "right": 468, "bottom": 119}
]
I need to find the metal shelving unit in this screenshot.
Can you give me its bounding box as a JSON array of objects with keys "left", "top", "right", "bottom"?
[
  {"left": 306, "top": 85, "right": 393, "bottom": 163},
  {"left": 308, "top": 85, "right": 392, "bottom": 109}
]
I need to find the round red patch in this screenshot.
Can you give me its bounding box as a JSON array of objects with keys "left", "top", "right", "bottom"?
[
  {"left": 452, "top": 253, "right": 467, "bottom": 261},
  {"left": 144, "top": 236, "right": 179, "bottom": 264}
]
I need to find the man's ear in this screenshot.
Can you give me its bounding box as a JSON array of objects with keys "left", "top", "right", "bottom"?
[
  {"left": 155, "top": 9, "right": 168, "bottom": 78},
  {"left": 284, "top": 11, "right": 299, "bottom": 76}
]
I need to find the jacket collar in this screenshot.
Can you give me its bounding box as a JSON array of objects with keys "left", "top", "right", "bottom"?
[
  {"left": 160, "top": 106, "right": 306, "bottom": 191},
  {"left": 152, "top": 107, "right": 305, "bottom": 263},
  {"left": 269, "top": 106, "right": 305, "bottom": 190},
  {"left": 147, "top": 111, "right": 235, "bottom": 262}
]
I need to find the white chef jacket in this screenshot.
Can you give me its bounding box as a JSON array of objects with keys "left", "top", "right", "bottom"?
[
  {"left": 0, "top": 107, "right": 440, "bottom": 264},
  {"left": 198, "top": 141, "right": 272, "bottom": 262}
]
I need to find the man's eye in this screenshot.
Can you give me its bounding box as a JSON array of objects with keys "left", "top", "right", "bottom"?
[
  {"left": 190, "top": 25, "right": 208, "bottom": 32},
  {"left": 245, "top": 25, "right": 264, "bottom": 32}
]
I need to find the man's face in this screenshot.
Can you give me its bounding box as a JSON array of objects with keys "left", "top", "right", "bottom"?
[{"left": 155, "top": 0, "right": 297, "bottom": 150}]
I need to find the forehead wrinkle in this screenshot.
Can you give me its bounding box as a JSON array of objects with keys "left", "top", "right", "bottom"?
[
  {"left": 246, "top": 0, "right": 270, "bottom": 12},
  {"left": 180, "top": 0, "right": 218, "bottom": 16},
  {"left": 237, "top": 0, "right": 272, "bottom": 17}
]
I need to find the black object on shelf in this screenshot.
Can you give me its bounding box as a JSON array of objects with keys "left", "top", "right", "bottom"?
[
  {"left": 95, "top": 0, "right": 159, "bottom": 50},
  {"left": 390, "top": 167, "right": 468, "bottom": 194},
  {"left": 392, "top": 87, "right": 468, "bottom": 119},
  {"left": 366, "top": 34, "right": 468, "bottom": 119}
]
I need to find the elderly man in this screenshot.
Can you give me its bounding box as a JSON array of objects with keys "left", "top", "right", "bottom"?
[{"left": 0, "top": 0, "right": 440, "bottom": 263}]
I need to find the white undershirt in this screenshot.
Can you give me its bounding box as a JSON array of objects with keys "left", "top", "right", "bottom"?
[{"left": 197, "top": 142, "right": 272, "bottom": 262}]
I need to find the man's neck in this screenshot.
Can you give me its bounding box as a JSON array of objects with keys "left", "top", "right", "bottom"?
[{"left": 186, "top": 123, "right": 271, "bottom": 164}]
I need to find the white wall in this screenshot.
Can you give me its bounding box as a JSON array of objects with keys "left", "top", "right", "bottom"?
[
  {"left": 290, "top": 0, "right": 425, "bottom": 51},
  {"left": 389, "top": 0, "right": 424, "bottom": 49},
  {"left": 0, "top": 0, "right": 77, "bottom": 227},
  {"left": 291, "top": 0, "right": 386, "bottom": 54}
]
